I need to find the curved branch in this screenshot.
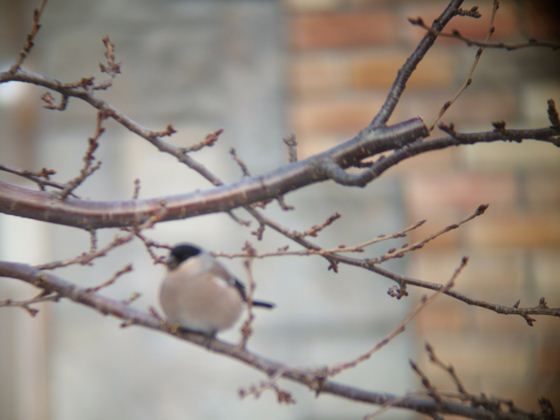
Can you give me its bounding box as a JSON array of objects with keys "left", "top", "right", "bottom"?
[
  {"left": 0, "top": 117, "right": 428, "bottom": 228},
  {"left": 2, "top": 123, "right": 558, "bottom": 229},
  {"left": 0, "top": 260, "right": 542, "bottom": 419},
  {"left": 344, "top": 127, "right": 560, "bottom": 186}
]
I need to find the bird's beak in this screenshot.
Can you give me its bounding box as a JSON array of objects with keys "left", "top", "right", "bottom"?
[{"left": 166, "top": 255, "right": 178, "bottom": 270}]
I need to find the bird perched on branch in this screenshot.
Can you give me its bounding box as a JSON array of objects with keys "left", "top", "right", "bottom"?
[{"left": 160, "top": 243, "right": 274, "bottom": 336}]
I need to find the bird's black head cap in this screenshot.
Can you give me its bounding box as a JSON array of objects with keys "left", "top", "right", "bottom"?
[{"left": 167, "top": 243, "right": 203, "bottom": 269}]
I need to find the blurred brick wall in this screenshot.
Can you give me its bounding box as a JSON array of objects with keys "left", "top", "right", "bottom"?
[{"left": 285, "top": 0, "right": 560, "bottom": 413}]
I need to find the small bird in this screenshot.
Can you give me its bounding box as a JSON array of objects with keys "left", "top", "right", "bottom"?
[{"left": 160, "top": 243, "right": 274, "bottom": 336}]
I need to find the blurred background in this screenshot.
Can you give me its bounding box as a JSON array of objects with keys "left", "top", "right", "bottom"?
[{"left": 0, "top": 0, "right": 559, "bottom": 419}]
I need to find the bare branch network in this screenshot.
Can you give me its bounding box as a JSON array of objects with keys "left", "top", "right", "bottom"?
[{"left": 0, "top": 0, "right": 559, "bottom": 418}]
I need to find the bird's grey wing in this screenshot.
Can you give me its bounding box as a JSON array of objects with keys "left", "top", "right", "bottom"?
[
  {"left": 210, "top": 260, "right": 274, "bottom": 309},
  {"left": 210, "top": 261, "right": 247, "bottom": 301}
]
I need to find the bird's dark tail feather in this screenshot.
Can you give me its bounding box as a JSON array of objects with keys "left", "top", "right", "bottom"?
[{"left": 252, "top": 300, "right": 275, "bottom": 309}]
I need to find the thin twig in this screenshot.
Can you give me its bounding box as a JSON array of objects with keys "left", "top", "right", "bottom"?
[
  {"left": 295, "top": 213, "right": 341, "bottom": 239},
  {"left": 41, "top": 91, "right": 68, "bottom": 110},
  {"left": 88, "top": 229, "right": 98, "bottom": 253},
  {"left": 9, "top": 0, "right": 49, "bottom": 72},
  {"left": 147, "top": 124, "right": 176, "bottom": 139},
  {"left": 283, "top": 134, "right": 298, "bottom": 163},
  {"left": 57, "top": 111, "right": 106, "bottom": 200},
  {"left": 370, "top": 0, "right": 464, "bottom": 126},
  {"left": 134, "top": 231, "right": 169, "bottom": 265},
  {"left": 85, "top": 264, "right": 133, "bottom": 293},
  {"left": 0, "top": 164, "right": 74, "bottom": 194},
  {"left": 214, "top": 217, "right": 425, "bottom": 259},
  {"left": 230, "top": 148, "right": 251, "bottom": 177},
  {"left": 547, "top": 99, "right": 560, "bottom": 128},
  {"left": 132, "top": 178, "right": 141, "bottom": 199},
  {"left": 410, "top": 18, "right": 560, "bottom": 51},
  {"left": 182, "top": 129, "right": 223, "bottom": 153},
  {"left": 0, "top": 290, "right": 59, "bottom": 317},
  {"left": 37, "top": 205, "right": 167, "bottom": 270},
  {"left": 94, "top": 35, "right": 121, "bottom": 90},
  {"left": 429, "top": 0, "right": 500, "bottom": 131},
  {"left": 368, "top": 204, "right": 487, "bottom": 264},
  {"left": 239, "top": 242, "right": 257, "bottom": 350},
  {"left": 276, "top": 196, "right": 294, "bottom": 211},
  {"left": 239, "top": 369, "right": 296, "bottom": 405},
  {"left": 410, "top": 360, "right": 443, "bottom": 404},
  {"left": 246, "top": 205, "right": 560, "bottom": 322},
  {"left": 122, "top": 292, "right": 142, "bottom": 306},
  {"left": 37, "top": 233, "right": 133, "bottom": 270},
  {"left": 3, "top": 66, "right": 558, "bottom": 227},
  {"left": 323, "top": 257, "right": 468, "bottom": 378},
  {"left": 425, "top": 343, "right": 467, "bottom": 396}
]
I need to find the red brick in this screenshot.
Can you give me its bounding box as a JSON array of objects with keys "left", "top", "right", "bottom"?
[
  {"left": 537, "top": 316, "right": 560, "bottom": 333},
  {"left": 403, "top": 2, "right": 521, "bottom": 46},
  {"left": 418, "top": 333, "right": 529, "bottom": 379},
  {"left": 521, "top": 83, "right": 560, "bottom": 126},
  {"left": 349, "top": 51, "right": 410, "bottom": 89},
  {"left": 461, "top": 142, "right": 560, "bottom": 171},
  {"left": 415, "top": 299, "right": 470, "bottom": 333},
  {"left": 457, "top": 252, "right": 525, "bottom": 301},
  {"left": 408, "top": 250, "right": 525, "bottom": 302},
  {"left": 297, "top": 134, "right": 340, "bottom": 159},
  {"left": 536, "top": 338, "right": 560, "bottom": 376},
  {"left": 284, "top": 0, "right": 340, "bottom": 13},
  {"left": 290, "top": 95, "right": 384, "bottom": 136},
  {"left": 291, "top": 49, "right": 456, "bottom": 98},
  {"left": 407, "top": 251, "right": 463, "bottom": 284},
  {"left": 472, "top": 310, "right": 536, "bottom": 333},
  {"left": 389, "top": 147, "right": 459, "bottom": 174},
  {"left": 466, "top": 210, "right": 560, "bottom": 248},
  {"left": 533, "top": 251, "right": 560, "bottom": 300},
  {"left": 290, "top": 11, "right": 396, "bottom": 50},
  {"left": 395, "top": 88, "right": 519, "bottom": 126},
  {"left": 524, "top": 172, "right": 560, "bottom": 209},
  {"left": 407, "top": 212, "right": 461, "bottom": 248},
  {"left": 442, "top": 88, "right": 519, "bottom": 123},
  {"left": 285, "top": 0, "right": 394, "bottom": 13},
  {"left": 349, "top": 50, "right": 455, "bottom": 90},
  {"left": 290, "top": 54, "right": 345, "bottom": 97},
  {"left": 404, "top": 171, "right": 518, "bottom": 216}
]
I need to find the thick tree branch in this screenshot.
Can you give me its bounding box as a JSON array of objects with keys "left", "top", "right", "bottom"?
[
  {"left": 0, "top": 260, "right": 546, "bottom": 419},
  {"left": 0, "top": 117, "right": 428, "bottom": 228},
  {"left": 354, "top": 126, "right": 559, "bottom": 185},
  {"left": 9, "top": 0, "right": 48, "bottom": 72},
  {"left": 1, "top": 122, "right": 557, "bottom": 229}
]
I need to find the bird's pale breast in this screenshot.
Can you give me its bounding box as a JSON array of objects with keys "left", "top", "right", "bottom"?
[{"left": 160, "top": 262, "right": 244, "bottom": 334}]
